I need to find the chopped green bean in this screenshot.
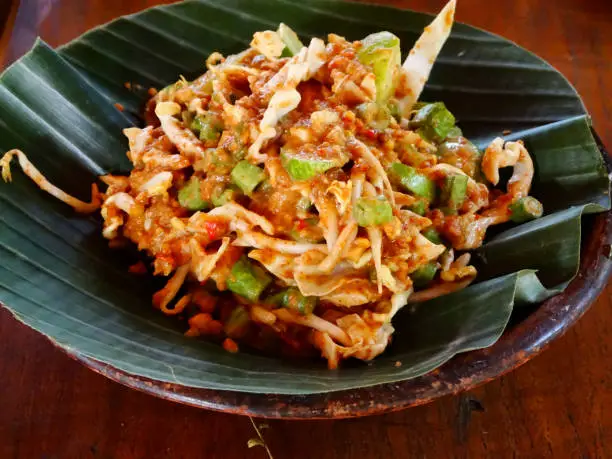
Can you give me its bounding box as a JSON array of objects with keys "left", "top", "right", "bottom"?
[
  {"left": 231, "top": 160, "right": 266, "bottom": 194},
  {"left": 190, "top": 114, "right": 223, "bottom": 142},
  {"left": 178, "top": 177, "right": 210, "bottom": 211},
  {"left": 409, "top": 200, "right": 427, "bottom": 216},
  {"left": 390, "top": 162, "right": 436, "bottom": 201},
  {"left": 440, "top": 174, "right": 468, "bottom": 215},
  {"left": 411, "top": 263, "right": 438, "bottom": 288},
  {"left": 212, "top": 186, "right": 239, "bottom": 207},
  {"left": 224, "top": 306, "right": 250, "bottom": 339},
  {"left": 226, "top": 257, "right": 272, "bottom": 302},
  {"left": 509, "top": 197, "right": 544, "bottom": 223},
  {"left": 266, "top": 288, "right": 317, "bottom": 315},
  {"left": 265, "top": 291, "right": 287, "bottom": 307},
  {"left": 422, "top": 227, "right": 442, "bottom": 244}
]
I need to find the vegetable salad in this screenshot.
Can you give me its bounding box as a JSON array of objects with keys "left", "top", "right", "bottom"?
[{"left": 1, "top": 0, "right": 543, "bottom": 368}]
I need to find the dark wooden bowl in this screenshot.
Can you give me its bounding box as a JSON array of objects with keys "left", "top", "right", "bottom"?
[{"left": 61, "top": 142, "right": 612, "bottom": 419}]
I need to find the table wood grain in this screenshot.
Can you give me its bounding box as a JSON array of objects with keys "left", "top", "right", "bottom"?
[{"left": 1, "top": 0, "right": 611, "bottom": 457}]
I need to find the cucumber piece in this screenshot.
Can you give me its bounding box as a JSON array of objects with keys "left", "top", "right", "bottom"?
[
  {"left": 445, "top": 126, "right": 463, "bottom": 140},
  {"left": 277, "top": 23, "right": 304, "bottom": 57},
  {"left": 354, "top": 197, "right": 393, "bottom": 226},
  {"left": 357, "top": 31, "right": 401, "bottom": 103},
  {"left": 280, "top": 150, "right": 340, "bottom": 181},
  {"left": 412, "top": 102, "right": 456, "bottom": 143}
]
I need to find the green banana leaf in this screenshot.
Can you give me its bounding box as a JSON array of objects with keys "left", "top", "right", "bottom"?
[{"left": 0, "top": 0, "right": 609, "bottom": 394}]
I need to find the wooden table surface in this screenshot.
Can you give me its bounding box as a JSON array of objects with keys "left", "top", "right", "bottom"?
[{"left": 1, "top": 0, "right": 611, "bottom": 458}]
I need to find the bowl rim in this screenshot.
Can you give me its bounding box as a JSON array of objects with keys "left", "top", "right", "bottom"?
[{"left": 51, "top": 139, "right": 610, "bottom": 420}]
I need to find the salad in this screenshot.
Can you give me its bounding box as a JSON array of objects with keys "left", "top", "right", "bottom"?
[{"left": 1, "top": 0, "right": 543, "bottom": 368}]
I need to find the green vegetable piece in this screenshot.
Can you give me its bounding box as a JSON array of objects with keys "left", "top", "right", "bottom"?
[
  {"left": 265, "top": 291, "right": 287, "bottom": 307},
  {"left": 224, "top": 306, "right": 250, "bottom": 339},
  {"left": 205, "top": 148, "right": 236, "bottom": 175},
  {"left": 437, "top": 139, "right": 483, "bottom": 180},
  {"left": 422, "top": 227, "right": 442, "bottom": 244},
  {"left": 396, "top": 142, "right": 432, "bottom": 168},
  {"left": 354, "top": 197, "right": 393, "bottom": 227},
  {"left": 280, "top": 150, "right": 340, "bottom": 181},
  {"left": 277, "top": 23, "right": 304, "bottom": 57},
  {"left": 438, "top": 139, "right": 480, "bottom": 157},
  {"left": 390, "top": 162, "right": 436, "bottom": 201},
  {"left": 212, "top": 187, "right": 239, "bottom": 207},
  {"left": 412, "top": 103, "right": 456, "bottom": 143},
  {"left": 190, "top": 114, "right": 223, "bottom": 142},
  {"left": 356, "top": 102, "right": 392, "bottom": 130},
  {"left": 409, "top": 200, "right": 427, "bottom": 216},
  {"left": 357, "top": 31, "right": 401, "bottom": 103},
  {"left": 190, "top": 116, "right": 205, "bottom": 134},
  {"left": 285, "top": 288, "right": 317, "bottom": 315},
  {"left": 178, "top": 177, "right": 210, "bottom": 211},
  {"left": 231, "top": 160, "right": 266, "bottom": 194},
  {"left": 509, "top": 197, "right": 544, "bottom": 223},
  {"left": 445, "top": 126, "right": 463, "bottom": 140},
  {"left": 227, "top": 257, "right": 272, "bottom": 302},
  {"left": 267, "top": 288, "right": 317, "bottom": 315},
  {"left": 440, "top": 174, "right": 468, "bottom": 214},
  {"left": 411, "top": 263, "right": 438, "bottom": 289}
]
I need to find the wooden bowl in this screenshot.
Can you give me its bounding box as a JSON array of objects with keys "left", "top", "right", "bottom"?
[{"left": 62, "top": 143, "right": 612, "bottom": 419}]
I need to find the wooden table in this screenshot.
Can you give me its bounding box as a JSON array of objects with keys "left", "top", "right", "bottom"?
[{"left": 1, "top": 0, "right": 611, "bottom": 457}]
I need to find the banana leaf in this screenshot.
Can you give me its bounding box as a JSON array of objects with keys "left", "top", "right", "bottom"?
[{"left": 0, "top": 0, "right": 609, "bottom": 394}]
